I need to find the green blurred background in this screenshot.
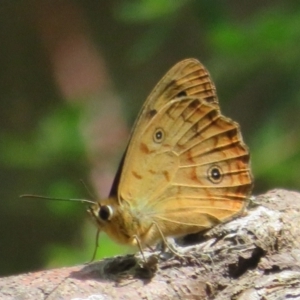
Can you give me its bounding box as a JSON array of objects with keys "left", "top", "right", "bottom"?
[{"left": 1, "top": 0, "right": 300, "bottom": 276}]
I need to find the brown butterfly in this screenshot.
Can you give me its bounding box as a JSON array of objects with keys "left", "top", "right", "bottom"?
[{"left": 88, "top": 58, "right": 253, "bottom": 252}]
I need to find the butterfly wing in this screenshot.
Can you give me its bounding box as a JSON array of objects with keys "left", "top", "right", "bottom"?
[
  {"left": 111, "top": 59, "right": 252, "bottom": 241},
  {"left": 110, "top": 58, "right": 218, "bottom": 198}
]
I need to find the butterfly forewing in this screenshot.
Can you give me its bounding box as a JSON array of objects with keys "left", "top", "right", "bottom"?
[{"left": 117, "top": 59, "right": 219, "bottom": 197}]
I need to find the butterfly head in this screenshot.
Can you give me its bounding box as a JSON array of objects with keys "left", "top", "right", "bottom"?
[
  {"left": 88, "top": 198, "right": 115, "bottom": 228},
  {"left": 87, "top": 198, "right": 136, "bottom": 245}
]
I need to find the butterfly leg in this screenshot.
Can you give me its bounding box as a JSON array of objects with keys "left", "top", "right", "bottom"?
[
  {"left": 152, "top": 221, "right": 183, "bottom": 257},
  {"left": 152, "top": 222, "right": 201, "bottom": 265},
  {"left": 145, "top": 244, "right": 156, "bottom": 252},
  {"left": 89, "top": 229, "right": 100, "bottom": 263},
  {"left": 133, "top": 235, "right": 159, "bottom": 276},
  {"left": 133, "top": 234, "right": 146, "bottom": 262}
]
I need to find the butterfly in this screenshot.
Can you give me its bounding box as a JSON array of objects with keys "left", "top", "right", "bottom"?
[{"left": 88, "top": 58, "right": 253, "bottom": 252}]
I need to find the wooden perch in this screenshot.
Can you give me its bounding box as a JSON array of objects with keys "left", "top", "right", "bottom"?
[{"left": 1, "top": 189, "right": 300, "bottom": 300}]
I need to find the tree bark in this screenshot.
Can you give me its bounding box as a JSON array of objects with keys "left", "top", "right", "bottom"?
[{"left": 1, "top": 189, "right": 300, "bottom": 300}]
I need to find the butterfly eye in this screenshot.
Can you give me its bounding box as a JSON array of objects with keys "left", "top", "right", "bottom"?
[
  {"left": 98, "top": 205, "right": 113, "bottom": 221},
  {"left": 153, "top": 128, "right": 165, "bottom": 143},
  {"left": 207, "top": 165, "right": 223, "bottom": 184}
]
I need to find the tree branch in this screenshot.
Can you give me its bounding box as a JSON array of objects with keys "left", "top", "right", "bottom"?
[{"left": 1, "top": 189, "right": 300, "bottom": 299}]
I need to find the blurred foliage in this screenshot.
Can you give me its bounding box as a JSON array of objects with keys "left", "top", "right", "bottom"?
[
  {"left": 1, "top": 0, "right": 300, "bottom": 276},
  {"left": 116, "top": 0, "right": 188, "bottom": 22},
  {"left": 1, "top": 106, "right": 83, "bottom": 168}
]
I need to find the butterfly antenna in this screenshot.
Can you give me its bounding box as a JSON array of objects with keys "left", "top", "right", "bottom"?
[
  {"left": 80, "top": 179, "right": 96, "bottom": 200},
  {"left": 20, "top": 194, "right": 95, "bottom": 205}
]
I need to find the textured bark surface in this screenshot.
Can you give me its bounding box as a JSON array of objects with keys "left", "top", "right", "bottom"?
[{"left": 1, "top": 189, "right": 300, "bottom": 300}]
